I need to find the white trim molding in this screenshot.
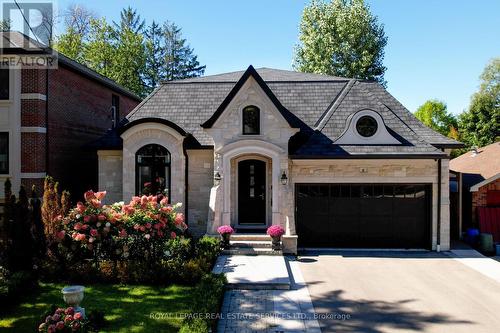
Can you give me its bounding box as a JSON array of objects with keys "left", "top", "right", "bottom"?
[
  {"left": 470, "top": 173, "right": 500, "bottom": 192},
  {"left": 20, "top": 93, "right": 47, "bottom": 101},
  {"left": 20, "top": 127, "right": 47, "bottom": 133},
  {"left": 20, "top": 172, "right": 46, "bottom": 178},
  {"left": 334, "top": 109, "right": 401, "bottom": 145}
]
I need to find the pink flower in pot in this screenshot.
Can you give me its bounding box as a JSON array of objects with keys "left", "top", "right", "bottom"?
[
  {"left": 217, "top": 225, "right": 234, "bottom": 249},
  {"left": 267, "top": 225, "right": 285, "bottom": 251}
]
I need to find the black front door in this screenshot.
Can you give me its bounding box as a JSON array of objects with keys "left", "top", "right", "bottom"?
[{"left": 238, "top": 159, "right": 266, "bottom": 224}]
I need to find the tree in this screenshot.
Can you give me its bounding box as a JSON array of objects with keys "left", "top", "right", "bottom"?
[
  {"left": 54, "top": 5, "right": 96, "bottom": 61},
  {"left": 54, "top": 5, "right": 205, "bottom": 96},
  {"left": 294, "top": 0, "right": 387, "bottom": 85},
  {"left": 162, "top": 21, "right": 205, "bottom": 82},
  {"left": 0, "top": 19, "right": 11, "bottom": 31},
  {"left": 414, "top": 100, "right": 458, "bottom": 138},
  {"left": 84, "top": 18, "right": 117, "bottom": 79},
  {"left": 112, "top": 8, "right": 147, "bottom": 96},
  {"left": 144, "top": 21, "right": 166, "bottom": 93},
  {"left": 459, "top": 58, "right": 500, "bottom": 147}
]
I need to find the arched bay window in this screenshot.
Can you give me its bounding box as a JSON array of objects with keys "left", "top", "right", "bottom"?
[
  {"left": 242, "top": 105, "right": 260, "bottom": 135},
  {"left": 136, "top": 144, "right": 171, "bottom": 198}
]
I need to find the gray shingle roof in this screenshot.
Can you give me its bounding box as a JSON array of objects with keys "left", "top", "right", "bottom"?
[{"left": 126, "top": 67, "right": 462, "bottom": 156}]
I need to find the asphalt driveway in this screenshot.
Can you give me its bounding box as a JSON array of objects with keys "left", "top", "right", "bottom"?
[{"left": 298, "top": 250, "right": 500, "bottom": 333}]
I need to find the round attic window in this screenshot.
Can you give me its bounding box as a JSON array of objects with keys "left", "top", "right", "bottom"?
[{"left": 356, "top": 115, "right": 378, "bottom": 137}]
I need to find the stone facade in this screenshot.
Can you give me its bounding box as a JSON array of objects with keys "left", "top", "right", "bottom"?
[
  {"left": 204, "top": 77, "right": 298, "bottom": 235},
  {"left": 187, "top": 149, "right": 213, "bottom": 237}
]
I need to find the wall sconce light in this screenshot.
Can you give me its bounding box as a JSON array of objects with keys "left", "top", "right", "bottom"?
[
  {"left": 280, "top": 171, "right": 288, "bottom": 185},
  {"left": 214, "top": 172, "right": 222, "bottom": 186}
]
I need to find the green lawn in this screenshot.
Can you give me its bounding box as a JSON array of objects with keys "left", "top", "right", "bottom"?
[{"left": 0, "top": 282, "right": 194, "bottom": 332}]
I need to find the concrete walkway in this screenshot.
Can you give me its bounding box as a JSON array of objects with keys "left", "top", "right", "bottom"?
[
  {"left": 448, "top": 249, "right": 500, "bottom": 283},
  {"left": 213, "top": 255, "right": 290, "bottom": 289},
  {"left": 214, "top": 256, "right": 320, "bottom": 333}
]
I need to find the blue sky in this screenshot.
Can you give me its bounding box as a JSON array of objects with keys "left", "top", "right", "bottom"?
[{"left": 53, "top": 0, "right": 499, "bottom": 115}]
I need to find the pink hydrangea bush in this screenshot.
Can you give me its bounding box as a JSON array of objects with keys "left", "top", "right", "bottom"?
[
  {"left": 60, "top": 191, "right": 187, "bottom": 259},
  {"left": 61, "top": 190, "right": 124, "bottom": 251},
  {"left": 38, "top": 307, "right": 87, "bottom": 333},
  {"left": 266, "top": 225, "right": 285, "bottom": 238},
  {"left": 217, "top": 225, "right": 234, "bottom": 235},
  {"left": 122, "top": 195, "right": 187, "bottom": 241}
]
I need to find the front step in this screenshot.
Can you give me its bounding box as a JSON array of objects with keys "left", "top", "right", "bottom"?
[
  {"left": 230, "top": 234, "right": 271, "bottom": 241},
  {"left": 222, "top": 235, "right": 281, "bottom": 255},
  {"left": 230, "top": 240, "right": 272, "bottom": 248},
  {"left": 222, "top": 248, "right": 283, "bottom": 256}
]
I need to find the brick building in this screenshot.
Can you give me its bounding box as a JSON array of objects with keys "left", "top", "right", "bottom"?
[
  {"left": 450, "top": 142, "right": 500, "bottom": 238},
  {"left": 0, "top": 31, "right": 141, "bottom": 199}
]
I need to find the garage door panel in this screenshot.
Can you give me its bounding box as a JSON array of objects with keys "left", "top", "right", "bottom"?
[{"left": 296, "top": 183, "right": 431, "bottom": 249}]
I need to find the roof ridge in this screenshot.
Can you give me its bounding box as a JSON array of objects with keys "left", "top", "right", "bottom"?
[
  {"left": 314, "top": 79, "right": 355, "bottom": 131},
  {"left": 126, "top": 84, "right": 164, "bottom": 119}
]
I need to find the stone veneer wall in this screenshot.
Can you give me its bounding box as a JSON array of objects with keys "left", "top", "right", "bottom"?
[
  {"left": 205, "top": 76, "right": 297, "bottom": 230},
  {"left": 187, "top": 149, "right": 213, "bottom": 237},
  {"left": 97, "top": 150, "right": 123, "bottom": 204},
  {"left": 288, "top": 159, "right": 451, "bottom": 251}
]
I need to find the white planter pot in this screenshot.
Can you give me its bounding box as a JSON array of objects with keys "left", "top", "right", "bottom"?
[{"left": 62, "top": 285, "right": 85, "bottom": 317}]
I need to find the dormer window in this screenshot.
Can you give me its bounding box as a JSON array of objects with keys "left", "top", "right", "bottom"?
[{"left": 242, "top": 106, "right": 260, "bottom": 135}]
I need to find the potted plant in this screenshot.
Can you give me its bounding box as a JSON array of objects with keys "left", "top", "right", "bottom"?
[
  {"left": 267, "top": 225, "right": 285, "bottom": 251},
  {"left": 217, "top": 225, "right": 234, "bottom": 249}
]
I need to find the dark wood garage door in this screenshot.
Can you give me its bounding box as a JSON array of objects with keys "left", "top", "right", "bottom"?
[{"left": 296, "top": 184, "right": 431, "bottom": 249}]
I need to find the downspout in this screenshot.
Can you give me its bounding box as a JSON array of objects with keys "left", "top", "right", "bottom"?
[
  {"left": 45, "top": 68, "right": 49, "bottom": 175},
  {"left": 182, "top": 139, "right": 189, "bottom": 226},
  {"left": 437, "top": 158, "right": 442, "bottom": 252}
]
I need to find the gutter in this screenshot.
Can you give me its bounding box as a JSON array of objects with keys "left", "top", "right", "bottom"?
[
  {"left": 436, "top": 158, "right": 442, "bottom": 252},
  {"left": 182, "top": 139, "right": 189, "bottom": 227}
]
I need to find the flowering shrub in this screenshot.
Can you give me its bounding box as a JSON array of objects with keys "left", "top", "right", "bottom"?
[
  {"left": 61, "top": 191, "right": 187, "bottom": 257},
  {"left": 266, "top": 225, "right": 285, "bottom": 238},
  {"left": 38, "top": 307, "right": 87, "bottom": 333},
  {"left": 217, "top": 225, "right": 234, "bottom": 235}
]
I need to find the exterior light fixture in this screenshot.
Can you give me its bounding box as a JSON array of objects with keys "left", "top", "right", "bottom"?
[
  {"left": 280, "top": 171, "right": 288, "bottom": 185},
  {"left": 214, "top": 172, "right": 222, "bottom": 185}
]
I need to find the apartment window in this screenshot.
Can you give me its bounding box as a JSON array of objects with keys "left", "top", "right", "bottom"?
[
  {"left": 0, "top": 69, "right": 9, "bottom": 100},
  {"left": 0, "top": 133, "right": 8, "bottom": 174},
  {"left": 112, "top": 94, "right": 120, "bottom": 128}
]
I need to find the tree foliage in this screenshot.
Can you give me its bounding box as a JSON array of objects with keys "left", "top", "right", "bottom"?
[
  {"left": 54, "top": 5, "right": 205, "bottom": 97},
  {"left": 414, "top": 100, "right": 458, "bottom": 139},
  {"left": 294, "top": 0, "right": 387, "bottom": 85},
  {"left": 458, "top": 57, "right": 500, "bottom": 147}
]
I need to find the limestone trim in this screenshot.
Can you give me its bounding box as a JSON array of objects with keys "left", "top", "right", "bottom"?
[
  {"left": 20, "top": 126, "right": 47, "bottom": 133},
  {"left": 20, "top": 93, "right": 47, "bottom": 101},
  {"left": 121, "top": 122, "right": 185, "bottom": 142},
  {"left": 217, "top": 140, "right": 284, "bottom": 227}
]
